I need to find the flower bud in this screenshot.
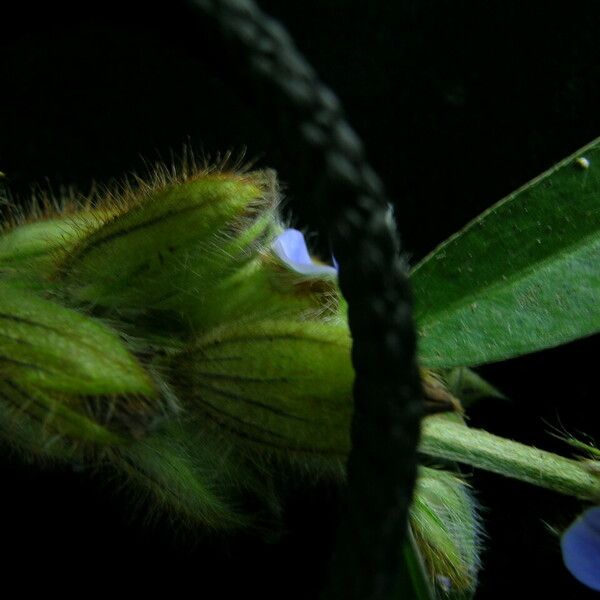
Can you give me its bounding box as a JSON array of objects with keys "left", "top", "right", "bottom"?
[{"left": 411, "top": 466, "right": 482, "bottom": 598}]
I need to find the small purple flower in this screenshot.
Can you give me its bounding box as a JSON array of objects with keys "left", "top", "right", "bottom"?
[
  {"left": 272, "top": 228, "right": 337, "bottom": 276},
  {"left": 561, "top": 507, "right": 600, "bottom": 591}
]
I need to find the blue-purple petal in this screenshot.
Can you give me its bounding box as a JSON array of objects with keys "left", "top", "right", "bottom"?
[
  {"left": 273, "top": 229, "right": 312, "bottom": 266},
  {"left": 272, "top": 229, "right": 337, "bottom": 276},
  {"left": 561, "top": 507, "right": 600, "bottom": 591}
]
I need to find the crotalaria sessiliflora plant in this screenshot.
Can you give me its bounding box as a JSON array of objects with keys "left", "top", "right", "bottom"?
[{"left": 0, "top": 137, "right": 599, "bottom": 597}]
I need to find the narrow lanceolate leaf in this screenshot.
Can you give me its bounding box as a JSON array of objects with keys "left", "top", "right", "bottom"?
[{"left": 412, "top": 137, "right": 600, "bottom": 368}]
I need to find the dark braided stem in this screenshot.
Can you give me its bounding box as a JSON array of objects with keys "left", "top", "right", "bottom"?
[{"left": 187, "top": 1, "right": 424, "bottom": 598}]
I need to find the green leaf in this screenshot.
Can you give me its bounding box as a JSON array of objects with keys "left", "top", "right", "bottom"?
[{"left": 412, "top": 137, "right": 600, "bottom": 368}]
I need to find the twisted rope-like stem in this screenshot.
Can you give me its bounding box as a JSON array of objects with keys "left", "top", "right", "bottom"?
[{"left": 186, "top": 1, "right": 424, "bottom": 597}]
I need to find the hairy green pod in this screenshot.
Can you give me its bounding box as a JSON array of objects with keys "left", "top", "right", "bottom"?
[
  {"left": 0, "top": 282, "right": 160, "bottom": 447},
  {"left": 411, "top": 466, "right": 481, "bottom": 598}
]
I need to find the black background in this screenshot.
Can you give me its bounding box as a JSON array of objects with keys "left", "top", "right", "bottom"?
[{"left": 1, "top": 1, "right": 599, "bottom": 597}]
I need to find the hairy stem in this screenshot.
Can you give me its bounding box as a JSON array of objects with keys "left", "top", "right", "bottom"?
[{"left": 421, "top": 416, "right": 600, "bottom": 501}]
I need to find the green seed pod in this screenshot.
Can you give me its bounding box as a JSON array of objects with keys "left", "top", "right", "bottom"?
[
  {"left": 166, "top": 319, "right": 353, "bottom": 469},
  {"left": 57, "top": 171, "right": 281, "bottom": 323},
  {"left": 411, "top": 466, "right": 482, "bottom": 598},
  {"left": 0, "top": 282, "right": 160, "bottom": 450}
]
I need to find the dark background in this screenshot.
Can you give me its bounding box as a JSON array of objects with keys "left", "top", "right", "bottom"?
[{"left": 1, "top": 1, "right": 599, "bottom": 597}]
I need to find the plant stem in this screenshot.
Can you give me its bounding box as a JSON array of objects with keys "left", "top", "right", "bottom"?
[{"left": 420, "top": 416, "right": 600, "bottom": 501}]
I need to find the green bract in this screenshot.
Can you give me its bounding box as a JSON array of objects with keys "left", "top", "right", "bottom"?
[
  {"left": 170, "top": 319, "right": 353, "bottom": 460},
  {"left": 0, "top": 140, "right": 599, "bottom": 598},
  {"left": 57, "top": 172, "right": 278, "bottom": 313},
  {"left": 0, "top": 281, "right": 158, "bottom": 452},
  {"left": 0, "top": 212, "right": 101, "bottom": 285}
]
